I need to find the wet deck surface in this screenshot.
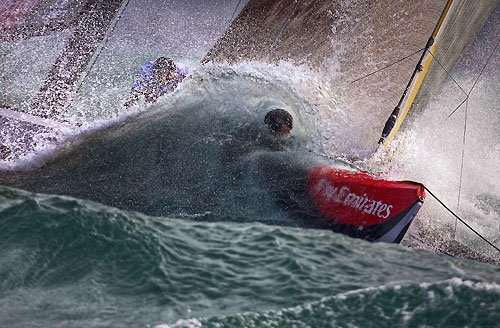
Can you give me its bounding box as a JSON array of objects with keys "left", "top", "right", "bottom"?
[{"left": 0, "top": 107, "right": 75, "bottom": 160}]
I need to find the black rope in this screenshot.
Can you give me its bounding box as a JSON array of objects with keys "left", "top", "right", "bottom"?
[
  {"left": 1, "top": 54, "right": 7, "bottom": 107},
  {"left": 421, "top": 50, "right": 468, "bottom": 121},
  {"left": 467, "top": 36, "right": 500, "bottom": 97},
  {"left": 350, "top": 48, "right": 425, "bottom": 84},
  {"left": 425, "top": 50, "right": 468, "bottom": 97},
  {"left": 445, "top": 97, "right": 467, "bottom": 120},
  {"left": 424, "top": 186, "right": 500, "bottom": 254},
  {"left": 454, "top": 97, "right": 468, "bottom": 237},
  {"left": 433, "top": 36, "right": 500, "bottom": 237}
]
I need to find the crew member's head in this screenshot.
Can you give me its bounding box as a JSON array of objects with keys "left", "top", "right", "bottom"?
[
  {"left": 264, "top": 108, "right": 293, "bottom": 136},
  {"left": 153, "top": 57, "right": 176, "bottom": 83}
]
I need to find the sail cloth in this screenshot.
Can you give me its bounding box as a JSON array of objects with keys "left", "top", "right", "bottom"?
[
  {"left": 0, "top": 0, "right": 124, "bottom": 119},
  {"left": 0, "top": 0, "right": 41, "bottom": 31},
  {"left": 400, "top": 1, "right": 500, "bottom": 135}
]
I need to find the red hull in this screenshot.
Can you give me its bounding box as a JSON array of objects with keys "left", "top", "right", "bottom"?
[{"left": 308, "top": 166, "right": 425, "bottom": 243}]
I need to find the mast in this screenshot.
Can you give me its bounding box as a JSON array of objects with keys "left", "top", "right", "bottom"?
[{"left": 378, "top": 0, "right": 454, "bottom": 147}]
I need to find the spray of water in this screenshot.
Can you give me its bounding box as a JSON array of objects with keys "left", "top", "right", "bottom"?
[{"left": 380, "top": 53, "right": 500, "bottom": 259}]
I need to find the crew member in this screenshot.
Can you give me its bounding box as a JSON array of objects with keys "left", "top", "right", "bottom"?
[
  {"left": 264, "top": 108, "right": 293, "bottom": 136},
  {"left": 124, "top": 56, "right": 188, "bottom": 107}
]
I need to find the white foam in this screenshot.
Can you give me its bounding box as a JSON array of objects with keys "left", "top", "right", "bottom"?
[{"left": 154, "top": 318, "right": 202, "bottom": 328}]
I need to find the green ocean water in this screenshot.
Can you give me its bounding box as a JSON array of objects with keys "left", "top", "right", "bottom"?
[{"left": 1, "top": 185, "right": 500, "bottom": 328}]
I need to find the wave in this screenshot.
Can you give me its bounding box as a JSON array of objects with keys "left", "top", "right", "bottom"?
[
  {"left": 0, "top": 186, "right": 168, "bottom": 294},
  {"left": 0, "top": 61, "right": 370, "bottom": 226},
  {"left": 161, "top": 278, "right": 500, "bottom": 328},
  {"left": 1, "top": 185, "right": 499, "bottom": 327}
]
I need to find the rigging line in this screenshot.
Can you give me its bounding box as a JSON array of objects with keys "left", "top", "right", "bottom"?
[
  {"left": 424, "top": 186, "right": 500, "bottom": 254},
  {"left": 426, "top": 49, "right": 469, "bottom": 121},
  {"left": 446, "top": 35, "right": 500, "bottom": 119},
  {"left": 75, "top": 0, "right": 132, "bottom": 94},
  {"left": 206, "top": 0, "right": 243, "bottom": 63},
  {"left": 467, "top": 35, "right": 500, "bottom": 97},
  {"left": 425, "top": 50, "right": 468, "bottom": 97},
  {"left": 454, "top": 98, "right": 468, "bottom": 237},
  {"left": 1, "top": 54, "right": 7, "bottom": 107},
  {"left": 445, "top": 97, "right": 467, "bottom": 120},
  {"left": 269, "top": 0, "right": 303, "bottom": 53},
  {"left": 445, "top": 37, "right": 500, "bottom": 236},
  {"left": 349, "top": 48, "right": 425, "bottom": 84}
]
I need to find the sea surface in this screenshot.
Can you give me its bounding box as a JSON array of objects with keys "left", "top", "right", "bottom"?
[
  {"left": 1, "top": 185, "right": 500, "bottom": 328},
  {"left": 1, "top": 1, "right": 500, "bottom": 327}
]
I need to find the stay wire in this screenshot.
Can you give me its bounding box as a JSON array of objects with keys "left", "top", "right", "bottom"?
[
  {"left": 408, "top": 233, "right": 455, "bottom": 258},
  {"left": 435, "top": 36, "right": 500, "bottom": 237},
  {"left": 424, "top": 186, "right": 500, "bottom": 254},
  {"left": 425, "top": 50, "right": 468, "bottom": 98},
  {"left": 454, "top": 98, "right": 468, "bottom": 237},
  {"left": 445, "top": 97, "right": 467, "bottom": 120},
  {"left": 445, "top": 35, "right": 500, "bottom": 119},
  {"left": 420, "top": 50, "right": 468, "bottom": 120},
  {"left": 349, "top": 48, "right": 425, "bottom": 84},
  {"left": 467, "top": 35, "right": 500, "bottom": 98},
  {"left": 1, "top": 54, "right": 7, "bottom": 107}
]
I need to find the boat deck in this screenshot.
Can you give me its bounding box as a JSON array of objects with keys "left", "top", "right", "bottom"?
[{"left": 0, "top": 106, "right": 77, "bottom": 160}]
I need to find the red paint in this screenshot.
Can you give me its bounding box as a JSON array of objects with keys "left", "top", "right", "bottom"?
[{"left": 308, "top": 166, "right": 425, "bottom": 226}]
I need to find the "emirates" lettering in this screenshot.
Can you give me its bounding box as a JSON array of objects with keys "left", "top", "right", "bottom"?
[{"left": 311, "top": 179, "right": 393, "bottom": 219}]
